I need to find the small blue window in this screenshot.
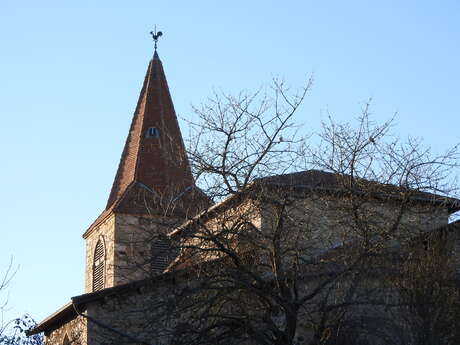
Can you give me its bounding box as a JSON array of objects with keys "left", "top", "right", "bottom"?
[{"left": 146, "top": 127, "right": 160, "bottom": 138}]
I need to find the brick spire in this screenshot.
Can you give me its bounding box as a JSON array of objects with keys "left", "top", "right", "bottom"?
[{"left": 106, "top": 52, "right": 194, "bottom": 210}]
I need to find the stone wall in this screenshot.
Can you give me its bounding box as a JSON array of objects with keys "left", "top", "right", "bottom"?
[
  {"left": 86, "top": 277, "right": 182, "bottom": 345},
  {"left": 260, "top": 193, "right": 449, "bottom": 257},
  {"left": 176, "top": 198, "right": 262, "bottom": 265},
  {"left": 84, "top": 214, "right": 116, "bottom": 293},
  {"left": 44, "top": 315, "right": 87, "bottom": 345},
  {"left": 451, "top": 224, "right": 460, "bottom": 276},
  {"left": 77, "top": 192, "right": 455, "bottom": 345},
  {"left": 113, "top": 213, "right": 180, "bottom": 286},
  {"left": 85, "top": 212, "right": 182, "bottom": 293}
]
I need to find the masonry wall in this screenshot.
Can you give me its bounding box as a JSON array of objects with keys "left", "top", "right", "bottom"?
[
  {"left": 452, "top": 224, "right": 460, "bottom": 276},
  {"left": 44, "top": 315, "right": 87, "bottom": 345},
  {"left": 113, "top": 213, "right": 180, "bottom": 286},
  {"left": 260, "top": 193, "right": 449, "bottom": 257},
  {"left": 175, "top": 198, "right": 262, "bottom": 266},
  {"left": 84, "top": 215, "right": 116, "bottom": 293},
  {"left": 85, "top": 212, "right": 182, "bottom": 293},
  {"left": 79, "top": 192, "right": 455, "bottom": 345},
  {"left": 86, "top": 278, "right": 183, "bottom": 345}
]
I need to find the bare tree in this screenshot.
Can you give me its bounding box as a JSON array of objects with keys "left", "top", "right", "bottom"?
[
  {"left": 0, "top": 259, "right": 42, "bottom": 345},
  {"left": 163, "top": 91, "right": 460, "bottom": 345},
  {"left": 186, "top": 78, "right": 312, "bottom": 201},
  {"left": 0, "top": 258, "right": 16, "bottom": 337},
  {"left": 88, "top": 81, "right": 460, "bottom": 345},
  {"left": 386, "top": 225, "right": 460, "bottom": 345}
]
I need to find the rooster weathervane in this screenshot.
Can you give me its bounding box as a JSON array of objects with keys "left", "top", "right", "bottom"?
[{"left": 150, "top": 26, "right": 163, "bottom": 51}]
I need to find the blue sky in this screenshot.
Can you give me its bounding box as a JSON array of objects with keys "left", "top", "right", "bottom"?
[{"left": 0, "top": 0, "right": 459, "bottom": 325}]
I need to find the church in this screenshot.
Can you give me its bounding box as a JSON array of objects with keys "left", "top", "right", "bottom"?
[
  {"left": 27, "top": 35, "right": 213, "bottom": 344},
  {"left": 28, "top": 36, "right": 460, "bottom": 345}
]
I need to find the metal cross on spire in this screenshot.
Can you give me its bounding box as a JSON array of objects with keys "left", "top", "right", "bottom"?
[{"left": 150, "top": 26, "right": 163, "bottom": 51}]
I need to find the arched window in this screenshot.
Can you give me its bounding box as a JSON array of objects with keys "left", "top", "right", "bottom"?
[{"left": 92, "top": 238, "right": 105, "bottom": 291}]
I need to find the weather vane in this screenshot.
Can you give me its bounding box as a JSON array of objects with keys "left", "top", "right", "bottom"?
[{"left": 150, "top": 26, "right": 163, "bottom": 51}]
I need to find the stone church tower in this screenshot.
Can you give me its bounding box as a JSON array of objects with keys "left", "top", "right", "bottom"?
[
  {"left": 82, "top": 49, "right": 208, "bottom": 293},
  {"left": 26, "top": 41, "right": 210, "bottom": 344}
]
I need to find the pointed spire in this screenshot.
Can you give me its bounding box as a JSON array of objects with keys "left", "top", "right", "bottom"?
[{"left": 105, "top": 48, "right": 194, "bottom": 210}]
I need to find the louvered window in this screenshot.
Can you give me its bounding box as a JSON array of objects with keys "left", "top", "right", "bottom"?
[
  {"left": 92, "top": 239, "right": 105, "bottom": 291},
  {"left": 151, "top": 238, "right": 173, "bottom": 275},
  {"left": 146, "top": 127, "right": 160, "bottom": 138}
]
